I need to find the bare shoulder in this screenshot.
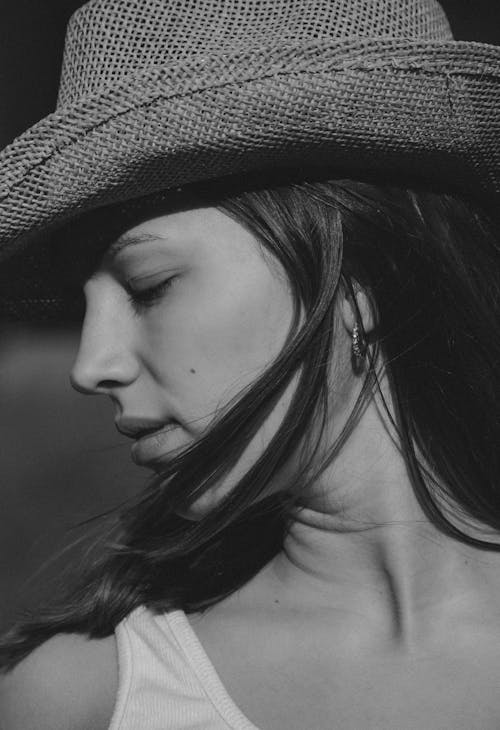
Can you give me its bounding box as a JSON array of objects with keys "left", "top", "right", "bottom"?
[{"left": 0, "top": 632, "right": 118, "bottom": 730}]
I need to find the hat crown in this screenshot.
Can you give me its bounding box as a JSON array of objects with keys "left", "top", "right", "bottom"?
[{"left": 58, "top": 0, "right": 453, "bottom": 106}]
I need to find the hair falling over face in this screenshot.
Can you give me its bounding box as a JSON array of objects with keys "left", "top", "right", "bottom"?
[{"left": 1, "top": 177, "right": 499, "bottom": 671}]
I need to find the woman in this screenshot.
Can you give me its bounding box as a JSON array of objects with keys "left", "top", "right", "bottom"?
[{"left": 1, "top": 0, "right": 499, "bottom": 728}]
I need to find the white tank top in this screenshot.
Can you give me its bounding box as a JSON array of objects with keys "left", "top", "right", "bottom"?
[{"left": 108, "top": 605, "right": 261, "bottom": 730}]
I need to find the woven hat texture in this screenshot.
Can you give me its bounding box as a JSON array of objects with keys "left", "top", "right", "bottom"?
[{"left": 0, "top": 0, "right": 499, "bottom": 321}]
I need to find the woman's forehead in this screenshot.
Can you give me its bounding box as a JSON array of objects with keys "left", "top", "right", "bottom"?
[
  {"left": 104, "top": 206, "right": 254, "bottom": 262},
  {"left": 53, "top": 194, "right": 205, "bottom": 276},
  {"left": 57, "top": 202, "right": 264, "bottom": 288}
]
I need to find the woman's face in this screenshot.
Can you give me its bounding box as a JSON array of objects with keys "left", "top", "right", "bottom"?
[{"left": 70, "top": 205, "right": 300, "bottom": 517}]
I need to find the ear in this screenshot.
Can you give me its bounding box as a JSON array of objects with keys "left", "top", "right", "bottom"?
[{"left": 339, "top": 282, "right": 376, "bottom": 336}]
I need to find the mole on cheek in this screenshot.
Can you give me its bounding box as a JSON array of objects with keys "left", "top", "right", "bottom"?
[{"left": 190, "top": 368, "right": 196, "bottom": 374}]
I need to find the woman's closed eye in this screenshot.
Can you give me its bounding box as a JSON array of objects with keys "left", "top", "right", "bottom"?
[{"left": 126, "top": 276, "right": 176, "bottom": 310}]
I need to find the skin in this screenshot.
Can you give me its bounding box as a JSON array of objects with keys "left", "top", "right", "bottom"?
[
  {"left": 4, "top": 205, "right": 499, "bottom": 729},
  {"left": 70, "top": 205, "right": 301, "bottom": 516}
]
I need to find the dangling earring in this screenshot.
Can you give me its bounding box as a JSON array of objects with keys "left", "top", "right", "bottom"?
[{"left": 352, "top": 323, "right": 367, "bottom": 369}]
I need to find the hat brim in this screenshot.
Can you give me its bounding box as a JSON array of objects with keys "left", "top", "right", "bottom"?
[{"left": 0, "top": 38, "right": 499, "bottom": 318}]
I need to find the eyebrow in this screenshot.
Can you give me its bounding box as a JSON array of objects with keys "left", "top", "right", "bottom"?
[{"left": 106, "top": 232, "right": 169, "bottom": 259}]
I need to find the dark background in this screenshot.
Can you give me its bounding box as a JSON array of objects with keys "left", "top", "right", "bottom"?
[{"left": 1, "top": 1, "right": 499, "bottom": 631}]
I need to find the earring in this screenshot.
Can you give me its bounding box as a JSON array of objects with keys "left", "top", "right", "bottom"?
[{"left": 352, "top": 323, "right": 367, "bottom": 361}]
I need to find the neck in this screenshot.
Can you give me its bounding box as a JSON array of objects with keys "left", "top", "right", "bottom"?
[{"left": 262, "top": 387, "right": 500, "bottom": 649}]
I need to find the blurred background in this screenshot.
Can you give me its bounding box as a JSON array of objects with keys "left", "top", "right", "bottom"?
[{"left": 1, "top": 1, "right": 500, "bottom": 631}]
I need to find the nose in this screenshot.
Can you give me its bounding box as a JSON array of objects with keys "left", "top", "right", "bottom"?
[{"left": 69, "top": 287, "right": 140, "bottom": 395}]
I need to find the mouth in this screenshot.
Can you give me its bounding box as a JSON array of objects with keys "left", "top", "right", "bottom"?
[
  {"left": 115, "top": 417, "right": 185, "bottom": 467},
  {"left": 130, "top": 421, "right": 183, "bottom": 467},
  {"left": 135, "top": 422, "right": 178, "bottom": 441},
  {"left": 135, "top": 425, "right": 166, "bottom": 439},
  {"left": 115, "top": 419, "right": 177, "bottom": 440}
]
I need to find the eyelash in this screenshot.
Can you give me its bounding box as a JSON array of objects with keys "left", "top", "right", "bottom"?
[{"left": 126, "top": 277, "right": 174, "bottom": 310}]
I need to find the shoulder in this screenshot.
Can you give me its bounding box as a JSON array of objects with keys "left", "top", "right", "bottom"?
[{"left": 0, "top": 632, "right": 118, "bottom": 730}]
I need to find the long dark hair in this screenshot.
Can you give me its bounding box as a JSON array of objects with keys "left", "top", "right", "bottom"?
[{"left": 1, "top": 177, "right": 499, "bottom": 671}]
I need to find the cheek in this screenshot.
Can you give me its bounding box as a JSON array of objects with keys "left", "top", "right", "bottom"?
[
  {"left": 179, "top": 369, "right": 303, "bottom": 521},
  {"left": 191, "top": 273, "right": 293, "bottom": 399},
  {"left": 142, "top": 266, "right": 293, "bottom": 434}
]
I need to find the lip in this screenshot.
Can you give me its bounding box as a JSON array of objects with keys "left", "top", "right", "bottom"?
[
  {"left": 130, "top": 422, "right": 183, "bottom": 467},
  {"left": 115, "top": 417, "right": 173, "bottom": 439},
  {"left": 134, "top": 422, "right": 177, "bottom": 443}
]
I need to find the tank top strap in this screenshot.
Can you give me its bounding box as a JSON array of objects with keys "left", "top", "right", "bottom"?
[{"left": 108, "top": 605, "right": 260, "bottom": 730}]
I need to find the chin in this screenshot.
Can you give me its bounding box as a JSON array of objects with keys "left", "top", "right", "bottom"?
[{"left": 174, "top": 488, "right": 229, "bottom": 522}]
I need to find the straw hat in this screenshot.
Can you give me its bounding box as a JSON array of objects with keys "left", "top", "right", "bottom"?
[{"left": 1, "top": 0, "right": 499, "bottom": 321}]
